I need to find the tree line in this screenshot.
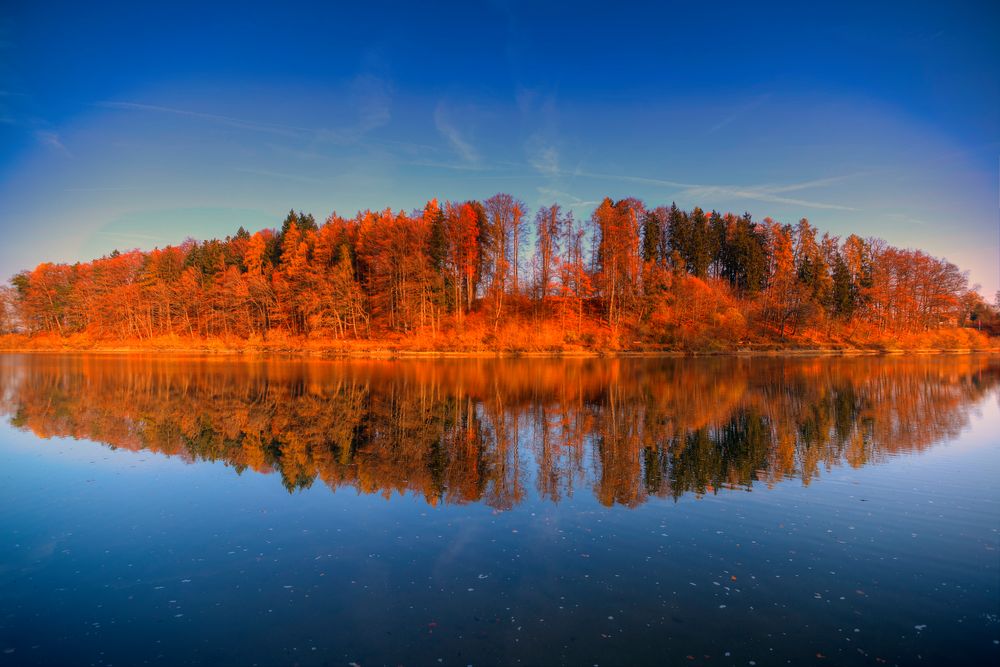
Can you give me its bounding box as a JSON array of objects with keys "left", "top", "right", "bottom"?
[{"left": 2, "top": 194, "right": 994, "bottom": 349}]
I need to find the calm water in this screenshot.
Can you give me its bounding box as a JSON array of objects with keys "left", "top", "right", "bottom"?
[{"left": 0, "top": 354, "right": 997, "bottom": 666}]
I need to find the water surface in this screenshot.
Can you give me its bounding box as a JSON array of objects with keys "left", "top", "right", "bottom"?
[{"left": 0, "top": 354, "right": 997, "bottom": 665}]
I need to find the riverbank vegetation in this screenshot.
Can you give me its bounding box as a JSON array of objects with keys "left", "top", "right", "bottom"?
[{"left": 1, "top": 195, "right": 996, "bottom": 353}]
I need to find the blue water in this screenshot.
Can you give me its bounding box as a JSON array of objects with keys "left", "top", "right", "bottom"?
[{"left": 0, "top": 355, "right": 997, "bottom": 665}]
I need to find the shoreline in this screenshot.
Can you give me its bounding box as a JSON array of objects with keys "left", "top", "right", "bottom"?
[{"left": 1, "top": 344, "right": 997, "bottom": 359}]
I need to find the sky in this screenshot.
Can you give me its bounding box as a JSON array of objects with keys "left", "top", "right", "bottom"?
[{"left": 1, "top": 1, "right": 998, "bottom": 296}]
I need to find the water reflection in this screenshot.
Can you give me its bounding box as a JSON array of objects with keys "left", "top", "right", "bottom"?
[{"left": 1, "top": 354, "right": 996, "bottom": 508}]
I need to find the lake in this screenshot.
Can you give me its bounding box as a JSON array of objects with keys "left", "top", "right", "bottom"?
[{"left": 0, "top": 354, "right": 997, "bottom": 666}]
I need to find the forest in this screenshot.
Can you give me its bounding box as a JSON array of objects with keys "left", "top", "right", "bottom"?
[
  {"left": 2, "top": 355, "right": 995, "bottom": 507},
  {"left": 1, "top": 195, "right": 996, "bottom": 352}
]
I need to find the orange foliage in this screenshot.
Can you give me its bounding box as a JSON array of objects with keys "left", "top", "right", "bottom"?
[{"left": 3, "top": 195, "right": 994, "bottom": 353}]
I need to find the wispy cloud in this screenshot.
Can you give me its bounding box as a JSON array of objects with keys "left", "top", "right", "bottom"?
[
  {"left": 35, "top": 130, "right": 69, "bottom": 154},
  {"left": 99, "top": 101, "right": 313, "bottom": 137},
  {"left": 264, "top": 143, "right": 329, "bottom": 161},
  {"left": 433, "top": 102, "right": 478, "bottom": 164},
  {"left": 677, "top": 184, "right": 857, "bottom": 211},
  {"left": 405, "top": 159, "right": 494, "bottom": 172},
  {"left": 65, "top": 186, "right": 147, "bottom": 192},
  {"left": 552, "top": 168, "right": 858, "bottom": 211},
  {"left": 100, "top": 76, "right": 394, "bottom": 146},
  {"left": 885, "top": 212, "right": 928, "bottom": 226},
  {"left": 235, "top": 167, "right": 328, "bottom": 185},
  {"left": 527, "top": 142, "right": 559, "bottom": 176},
  {"left": 94, "top": 230, "right": 168, "bottom": 243},
  {"left": 537, "top": 187, "right": 599, "bottom": 209},
  {"left": 518, "top": 87, "right": 563, "bottom": 179},
  {"left": 348, "top": 74, "right": 391, "bottom": 136},
  {"left": 761, "top": 173, "right": 863, "bottom": 193},
  {"left": 707, "top": 93, "right": 771, "bottom": 134}
]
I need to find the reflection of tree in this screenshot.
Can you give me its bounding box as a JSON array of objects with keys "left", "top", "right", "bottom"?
[{"left": 1, "top": 355, "right": 996, "bottom": 509}]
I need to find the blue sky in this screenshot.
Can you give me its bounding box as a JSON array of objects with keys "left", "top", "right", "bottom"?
[{"left": 1, "top": 1, "right": 997, "bottom": 295}]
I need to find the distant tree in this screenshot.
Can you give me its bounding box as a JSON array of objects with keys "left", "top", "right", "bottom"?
[
  {"left": 535, "top": 203, "right": 565, "bottom": 301},
  {"left": 593, "top": 197, "right": 644, "bottom": 327},
  {"left": 720, "top": 213, "right": 768, "bottom": 295},
  {"left": 641, "top": 209, "right": 663, "bottom": 265},
  {"left": 0, "top": 285, "right": 20, "bottom": 334},
  {"left": 830, "top": 251, "right": 856, "bottom": 320},
  {"left": 483, "top": 193, "right": 522, "bottom": 325},
  {"left": 445, "top": 202, "right": 481, "bottom": 319}
]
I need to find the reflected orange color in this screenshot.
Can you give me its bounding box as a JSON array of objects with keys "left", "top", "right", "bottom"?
[{"left": 1, "top": 355, "right": 996, "bottom": 508}]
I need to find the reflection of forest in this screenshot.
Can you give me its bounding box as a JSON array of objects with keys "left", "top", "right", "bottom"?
[{"left": 1, "top": 355, "right": 997, "bottom": 508}]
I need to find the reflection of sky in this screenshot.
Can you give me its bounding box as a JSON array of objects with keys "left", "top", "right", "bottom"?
[
  {"left": 0, "top": 2, "right": 997, "bottom": 296},
  {"left": 0, "top": 371, "right": 998, "bottom": 664}
]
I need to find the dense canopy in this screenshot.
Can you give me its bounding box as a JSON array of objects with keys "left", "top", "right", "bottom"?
[{"left": 1, "top": 195, "right": 993, "bottom": 351}]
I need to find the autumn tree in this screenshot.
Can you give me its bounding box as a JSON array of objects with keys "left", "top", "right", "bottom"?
[
  {"left": 483, "top": 193, "right": 527, "bottom": 327},
  {"left": 763, "top": 220, "right": 804, "bottom": 337},
  {"left": 593, "top": 197, "right": 644, "bottom": 328},
  {"left": 445, "top": 202, "right": 481, "bottom": 320},
  {"left": 534, "top": 203, "right": 566, "bottom": 302},
  {"left": 0, "top": 285, "right": 19, "bottom": 334},
  {"left": 558, "top": 210, "right": 592, "bottom": 332}
]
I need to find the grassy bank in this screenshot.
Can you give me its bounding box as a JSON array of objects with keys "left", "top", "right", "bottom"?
[{"left": 1, "top": 327, "right": 996, "bottom": 358}]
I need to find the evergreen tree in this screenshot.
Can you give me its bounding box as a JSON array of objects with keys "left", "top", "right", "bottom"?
[
  {"left": 666, "top": 203, "right": 689, "bottom": 271},
  {"left": 831, "top": 252, "right": 856, "bottom": 319},
  {"left": 641, "top": 210, "right": 662, "bottom": 264},
  {"left": 688, "top": 207, "right": 711, "bottom": 278}
]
